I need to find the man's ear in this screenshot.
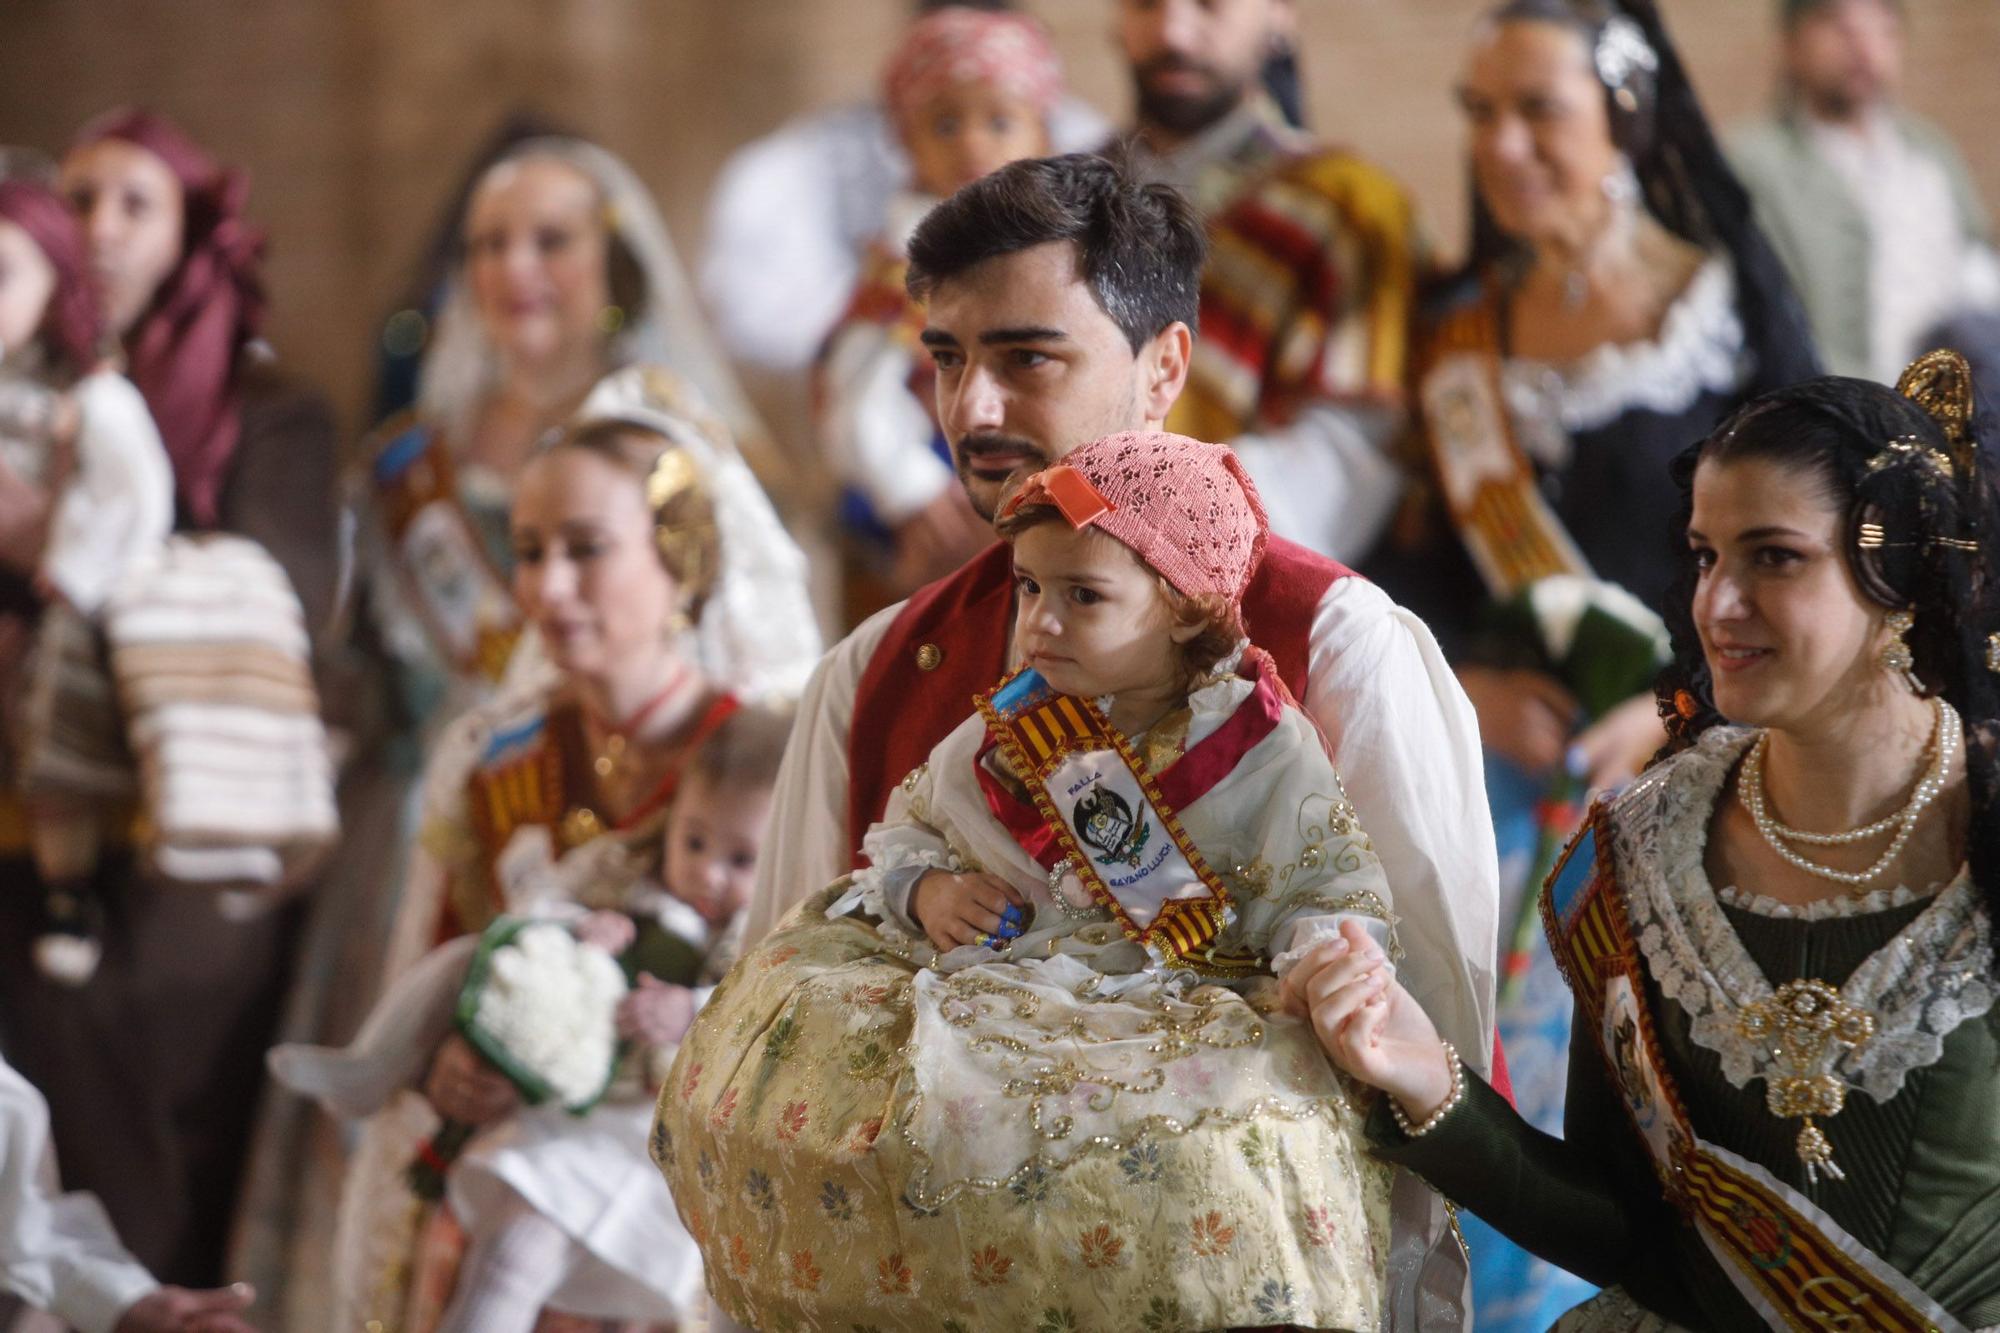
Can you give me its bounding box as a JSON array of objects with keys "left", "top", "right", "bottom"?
[{"left": 1140, "top": 321, "right": 1193, "bottom": 427}]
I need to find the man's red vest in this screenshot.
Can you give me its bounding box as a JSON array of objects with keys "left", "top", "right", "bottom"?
[{"left": 844, "top": 535, "right": 1350, "bottom": 864}]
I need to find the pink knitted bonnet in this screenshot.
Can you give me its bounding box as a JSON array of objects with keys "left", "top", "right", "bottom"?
[
  {"left": 1002, "top": 431, "right": 1269, "bottom": 609},
  {"left": 881, "top": 7, "right": 1063, "bottom": 129}
]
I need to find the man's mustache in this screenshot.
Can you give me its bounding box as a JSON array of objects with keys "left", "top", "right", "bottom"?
[
  {"left": 957, "top": 434, "right": 1047, "bottom": 464},
  {"left": 1136, "top": 53, "right": 1224, "bottom": 87}
]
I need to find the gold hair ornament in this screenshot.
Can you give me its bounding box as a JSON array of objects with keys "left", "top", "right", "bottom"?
[
  {"left": 1854, "top": 521, "right": 1978, "bottom": 557},
  {"left": 1858, "top": 349, "right": 1984, "bottom": 558},
  {"left": 1896, "top": 348, "right": 1976, "bottom": 467},
  {"left": 1865, "top": 435, "right": 1955, "bottom": 481},
  {"left": 644, "top": 446, "right": 716, "bottom": 585}
]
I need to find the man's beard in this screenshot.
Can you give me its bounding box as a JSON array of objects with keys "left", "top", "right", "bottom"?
[
  {"left": 955, "top": 432, "right": 1052, "bottom": 521},
  {"left": 1799, "top": 68, "right": 1883, "bottom": 122},
  {"left": 1132, "top": 54, "right": 1250, "bottom": 140}
]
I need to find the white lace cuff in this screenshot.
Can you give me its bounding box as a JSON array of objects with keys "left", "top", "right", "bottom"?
[
  {"left": 1268, "top": 911, "right": 1394, "bottom": 981},
  {"left": 832, "top": 844, "right": 964, "bottom": 936}
]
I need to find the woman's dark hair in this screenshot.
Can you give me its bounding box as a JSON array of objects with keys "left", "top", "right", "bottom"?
[
  {"left": 545, "top": 418, "right": 721, "bottom": 619},
  {"left": 906, "top": 153, "right": 1207, "bottom": 353},
  {"left": 1657, "top": 362, "right": 2000, "bottom": 918},
  {"left": 1452, "top": 0, "right": 1819, "bottom": 394}
]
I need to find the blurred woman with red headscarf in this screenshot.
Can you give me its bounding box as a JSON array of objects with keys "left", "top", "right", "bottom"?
[
  {"left": 57, "top": 109, "right": 340, "bottom": 617},
  {"left": 0, "top": 111, "right": 342, "bottom": 1291}
]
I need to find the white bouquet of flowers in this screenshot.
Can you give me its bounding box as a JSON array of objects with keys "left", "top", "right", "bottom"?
[{"left": 408, "top": 915, "right": 630, "bottom": 1199}]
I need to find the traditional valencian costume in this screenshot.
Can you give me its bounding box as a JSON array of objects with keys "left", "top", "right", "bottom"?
[
  {"left": 1372, "top": 353, "right": 2000, "bottom": 1332},
  {"left": 323, "top": 371, "right": 818, "bottom": 1333},
  {"left": 1129, "top": 54, "right": 1423, "bottom": 568},
  {"left": 661, "top": 433, "right": 1399, "bottom": 1332},
  {"left": 363, "top": 137, "right": 812, "bottom": 723},
  {"left": 1362, "top": 4, "right": 1822, "bottom": 1323}
]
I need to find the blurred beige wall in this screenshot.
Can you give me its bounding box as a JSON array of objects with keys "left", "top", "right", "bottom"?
[{"left": 2, "top": 0, "right": 1995, "bottom": 447}]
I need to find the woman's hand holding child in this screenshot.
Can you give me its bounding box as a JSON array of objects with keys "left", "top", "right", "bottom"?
[{"left": 1280, "top": 918, "right": 1458, "bottom": 1126}]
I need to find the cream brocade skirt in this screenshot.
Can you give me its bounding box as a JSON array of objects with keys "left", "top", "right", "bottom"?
[{"left": 653, "top": 888, "right": 1391, "bottom": 1332}]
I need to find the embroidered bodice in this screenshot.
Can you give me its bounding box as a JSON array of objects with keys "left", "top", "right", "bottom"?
[{"left": 1585, "top": 727, "right": 2000, "bottom": 1300}]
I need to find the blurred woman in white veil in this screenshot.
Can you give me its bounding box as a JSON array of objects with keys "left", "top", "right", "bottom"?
[{"left": 361, "top": 134, "right": 795, "bottom": 735}]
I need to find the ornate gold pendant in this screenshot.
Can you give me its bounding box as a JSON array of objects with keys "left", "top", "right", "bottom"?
[{"left": 1737, "top": 979, "right": 1877, "bottom": 1185}]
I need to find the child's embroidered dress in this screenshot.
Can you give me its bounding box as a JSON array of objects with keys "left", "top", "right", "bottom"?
[{"left": 659, "top": 431, "right": 1399, "bottom": 1332}]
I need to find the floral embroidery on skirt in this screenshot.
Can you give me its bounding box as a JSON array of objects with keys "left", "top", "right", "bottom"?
[{"left": 655, "top": 889, "right": 1391, "bottom": 1332}]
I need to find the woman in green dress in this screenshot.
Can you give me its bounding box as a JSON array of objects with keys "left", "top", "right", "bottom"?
[{"left": 1290, "top": 350, "right": 2000, "bottom": 1331}]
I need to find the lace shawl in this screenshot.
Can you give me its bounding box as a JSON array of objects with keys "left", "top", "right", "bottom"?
[
  {"left": 1500, "top": 255, "right": 1745, "bottom": 468},
  {"left": 1611, "top": 726, "right": 1994, "bottom": 1103}
]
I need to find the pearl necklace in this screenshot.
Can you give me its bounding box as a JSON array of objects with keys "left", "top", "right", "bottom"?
[{"left": 1740, "top": 698, "right": 1957, "bottom": 888}]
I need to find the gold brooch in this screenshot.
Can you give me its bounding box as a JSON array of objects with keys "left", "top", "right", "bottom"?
[
  {"left": 1737, "top": 979, "right": 1876, "bottom": 1184},
  {"left": 916, "top": 643, "right": 942, "bottom": 671}
]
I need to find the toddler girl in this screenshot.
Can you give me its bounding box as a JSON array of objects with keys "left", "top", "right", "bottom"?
[{"left": 660, "top": 432, "right": 1399, "bottom": 1332}]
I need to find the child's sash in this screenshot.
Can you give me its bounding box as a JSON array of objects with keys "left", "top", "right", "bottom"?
[
  {"left": 1543, "top": 812, "right": 1969, "bottom": 1333},
  {"left": 371, "top": 418, "right": 522, "bottom": 683},
  {"left": 1417, "top": 296, "right": 1593, "bottom": 600},
  {"left": 975, "top": 668, "right": 1237, "bottom": 967}
]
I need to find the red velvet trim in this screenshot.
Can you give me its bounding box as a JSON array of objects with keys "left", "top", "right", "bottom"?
[
  {"left": 846, "top": 543, "right": 1016, "bottom": 865},
  {"left": 1154, "top": 648, "right": 1285, "bottom": 811},
  {"left": 1240, "top": 537, "right": 1348, "bottom": 699}
]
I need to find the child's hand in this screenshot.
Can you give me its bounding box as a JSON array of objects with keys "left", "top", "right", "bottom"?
[
  {"left": 618, "top": 974, "right": 697, "bottom": 1048},
  {"left": 1280, "top": 918, "right": 1457, "bottom": 1125},
  {"left": 422, "top": 1033, "right": 520, "bottom": 1126},
  {"left": 909, "top": 870, "right": 1027, "bottom": 951},
  {"left": 574, "top": 910, "right": 636, "bottom": 955}
]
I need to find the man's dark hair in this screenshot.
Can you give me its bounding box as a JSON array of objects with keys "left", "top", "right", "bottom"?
[{"left": 905, "top": 153, "right": 1207, "bottom": 353}]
